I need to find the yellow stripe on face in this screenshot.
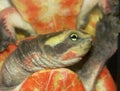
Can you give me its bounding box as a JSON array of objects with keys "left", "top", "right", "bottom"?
[
  {"left": 45, "top": 31, "right": 67, "bottom": 47},
  {"left": 45, "top": 30, "right": 76, "bottom": 47},
  {"left": 45, "top": 30, "right": 92, "bottom": 47}
]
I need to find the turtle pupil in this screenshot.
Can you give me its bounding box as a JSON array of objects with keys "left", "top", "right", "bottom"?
[{"left": 70, "top": 33, "right": 78, "bottom": 41}]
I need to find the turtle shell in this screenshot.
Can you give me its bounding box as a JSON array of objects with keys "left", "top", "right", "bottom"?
[
  {"left": 20, "top": 67, "right": 116, "bottom": 91},
  {"left": 0, "top": 45, "right": 116, "bottom": 91},
  {"left": 20, "top": 68, "right": 85, "bottom": 91},
  {"left": 0, "top": 2, "right": 116, "bottom": 90},
  {"left": 11, "top": 0, "right": 83, "bottom": 34}
]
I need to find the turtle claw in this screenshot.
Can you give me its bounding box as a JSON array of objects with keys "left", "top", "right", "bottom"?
[
  {"left": 0, "top": 43, "right": 8, "bottom": 52},
  {"left": 0, "top": 37, "right": 16, "bottom": 52},
  {"left": 0, "top": 19, "right": 16, "bottom": 52}
]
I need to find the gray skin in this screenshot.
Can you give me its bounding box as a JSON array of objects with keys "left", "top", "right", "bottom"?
[
  {"left": 0, "top": 30, "right": 92, "bottom": 91},
  {"left": 0, "top": 0, "right": 118, "bottom": 91},
  {"left": 78, "top": 16, "right": 119, "bottom": 91},
  {"left": 71, "top": 0, "right": 120, "bottom": 90},
  {"left": 0, "top": 0, "right": 111, "bottom": 52}
]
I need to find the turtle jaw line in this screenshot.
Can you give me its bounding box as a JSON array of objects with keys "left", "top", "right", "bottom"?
[{"left": 59, "top": 57, "right": 82, "bottom": 67}]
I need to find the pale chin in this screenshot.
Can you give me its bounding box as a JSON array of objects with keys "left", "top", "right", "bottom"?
[{"left": 60, "top": 57, "right": 82, "bottom": 66}]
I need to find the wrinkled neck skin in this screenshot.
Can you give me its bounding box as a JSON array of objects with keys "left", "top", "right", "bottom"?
[
  {"left": 0, "top": 35, "right": 65, "bottom": 91},
  {"left": 0, "top": 37, "right": 40, "bottom": 91},
  {"left": 0, "top": 30, "right": 92, "bottom": 91}
]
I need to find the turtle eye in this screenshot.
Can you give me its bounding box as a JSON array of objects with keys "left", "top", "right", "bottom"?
[{"left": 69, "top": 33, "right": 79, "bottom": 41}]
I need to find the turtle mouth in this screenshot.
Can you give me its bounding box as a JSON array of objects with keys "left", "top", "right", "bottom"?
[
  {"left": 60, "top": 56, "right": 82, "bottom": 66},
  {"left": 61, "top": 40, "right": 92, "bottom": 61},
  {"left": 61, "top": 51, "right": 80, "bottom": 61},
  {"left": 61, "top": 48, "right": 90, "bottom": 61}
]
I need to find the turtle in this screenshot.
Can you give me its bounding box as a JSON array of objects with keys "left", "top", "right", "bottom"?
[
  {"left": 0, "top": 18, "right": 118, "bottom": 90},
  {"left": 0, "top": 0, "right": 111, "bottom": 51},
  {"left": 0, "top": 0, "right": 119, "bottom": 91},
  {"left": 0, "top": 29, "right": 93, "bottom": 90}
]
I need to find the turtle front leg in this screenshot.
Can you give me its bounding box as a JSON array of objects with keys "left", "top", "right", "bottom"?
[
  {"left": 0, "top": 7, "right": 37, "bottom": 52},
  {"left": 77, "top": 0, "right": 111, "bottom": 30},
  {"left": 0, "top": 0, "right": 11, "bottom": 11}
]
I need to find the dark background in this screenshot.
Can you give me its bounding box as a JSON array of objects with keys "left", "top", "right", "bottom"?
[
  {"left": 106, "top": 1, "right": 120, "bottom": 90},
  {"left": 106, "top": 33, "right": 120, "bottom": 90}
]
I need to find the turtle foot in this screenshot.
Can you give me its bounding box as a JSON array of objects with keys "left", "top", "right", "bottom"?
[{"left": 0, "top": 37, "right": 16, "bottom": 52}]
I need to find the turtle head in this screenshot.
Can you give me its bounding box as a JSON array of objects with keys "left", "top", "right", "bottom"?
[{"left": 40, "top": 30, "right": 92, "bottom": 67}]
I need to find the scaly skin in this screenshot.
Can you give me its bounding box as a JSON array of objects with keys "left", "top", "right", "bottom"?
[
  {"left": 77, "top": 10, "right": 120, "bottom": 91},
  {"left": 0, "top": 7, "right": 36, "bottom": 51},
  {"left": 68, "top": 1, "right": 119, "bottom": 90},
  {"left": 0, "top": 0, "right": 110, "bottom": 52},
  {"left": 0, "top": 2, "right": 117, "bottom": 91},
  {"left": 0, "top": 30, "right": 92, "bottom": 91}
]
